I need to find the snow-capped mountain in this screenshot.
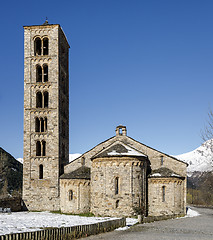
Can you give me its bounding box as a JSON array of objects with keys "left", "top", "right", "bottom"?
[{"left": 175, "top": 139, "right": 213, "bottom": 174}]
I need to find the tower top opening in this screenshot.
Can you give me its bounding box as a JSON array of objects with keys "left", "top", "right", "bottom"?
[{"left": 116, "top": 125, "right": 127, "bottom": 136}]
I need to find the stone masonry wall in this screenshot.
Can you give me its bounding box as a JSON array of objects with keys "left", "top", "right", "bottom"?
[
  {"left": 60, "top": 179, "right": 90, "bottom": 213},
  {"left": 148, "top": 177, "right": 185, "bottom": 216},
  {"left": 23, "top": 24, "right": 69, "bottom": 211},
  {"left": 65, "top": 135, "right": 187, "bottom": 177},
  {"left": 91, "top": 156, "right": 147, "bottom": 217}
]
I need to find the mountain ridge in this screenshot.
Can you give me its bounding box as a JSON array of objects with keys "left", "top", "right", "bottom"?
[{"left": 175, "top": 139, "right": 213, "bottom": 174}]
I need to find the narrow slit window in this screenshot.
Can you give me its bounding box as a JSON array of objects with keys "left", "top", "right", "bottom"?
[
  {"left": 162, "top": 186, "right": 165, "bottom": 202},
  {"left": 116, "top": 200, "right": 119, "bottom": 208},
  {"left": 34, "top": 38, "right": 41, "bottom": 56},
  {"left": 39, "top": 164, "right": 43, "bottom": 179},
  {"left": 69, "top": 190, "right": 73, "bottom": 201},
  {"left": 115, "top": 177, "right": 119, "bottom": 195},
  {"left": 43, "top": 38, "right": 49, "bottom": 55},
  {"left": 36, "top": 92, "right": 42, "bottom": 108}
]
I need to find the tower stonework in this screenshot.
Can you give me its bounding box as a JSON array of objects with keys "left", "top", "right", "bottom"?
[{"left": 23, "top": 23, "right": 69, "bottom": 211}]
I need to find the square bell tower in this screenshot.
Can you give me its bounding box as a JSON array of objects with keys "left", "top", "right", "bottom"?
[{"left": 23, "top": 21, "right": 70, "bottom": 211}]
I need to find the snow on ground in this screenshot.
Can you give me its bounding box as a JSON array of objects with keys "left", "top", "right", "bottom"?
[
  {"left": 115, "top": 218, "right": 138, "bottom": 231},
  {"left": 0, "top": 208, "right": 200, "bottom": 235},
  {"left": 116, "top": 208, "right": 200, "bottom": 231},
  {"left": 0, "top": 211, "right": 117, "bottom": 236},
  {"left": 186, "top": 207, "right": 200, "bottom": 218}
]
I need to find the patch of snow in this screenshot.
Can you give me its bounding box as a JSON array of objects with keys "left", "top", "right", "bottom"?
[
  {"left": 171, "top": 173, "right": 181, "bottom": 177},
  {"left": 69, "top": 153, "right": 82, "bottom": 163},
  {"left": 150, "top": 173, "right": 161, "bottom": 177},
  {"left": 11, "top": 168, "right": 17, "bottom": 172},
  {"left": 115, "top": 226, "right": 129, "bottom": 231},
  {"left": 16, "top": 158, "right": 23, "bottom": 164},
  {"left": 108, "top": 144, "right": 145, "bottom": 157},
  {"left": 186, "top": 208, "right": 200, "bottom": 217},
  {"left": 178, "top": 207, "right": 200, "bottom": 219},
  {"left": 0, "top": 211, "right": 118, "bottom": 236},
  {"left": 115, "top": 217, "right": 138, "bottom": 231}
]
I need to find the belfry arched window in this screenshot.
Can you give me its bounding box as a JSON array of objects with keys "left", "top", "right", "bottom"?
[
  {"left": 36, "top": 92, "right": 42, "bottom": 108},
  {"left": 36, "top": 141, "right": 41, "bottom": 156},
  {"left": 43, "top": 38, "right": 49, "bottom": 55},
  {"left": 35, "top": 117, "right": 40, "bottom": 132},
  {"left": 34, "top": 37, "right": 42, "bottom": 56},
  {"left": 42, "top": 141, "right": 46, "bottom": 156},
  {"left": 35, "top": 117, "right": 47, "bottom": 132},
  {"left": 36, "top": 65, "right": 42, "bottom": 82},
  {"left": 36, "top": 140, "right": 46, "bottom": 156},
  {"left": 36, "top": 91, "right": 49, "bottom": 108},
  {"left": 36, "top": 64, "right": 48, "bottom": 82},
  {"left": 43, "top": 92, "right": 48, "bottom": 108},
  {"left": 43, "top": 64, "right": 48, "bottom": 82},
  {"left": 34, "top": 37, "right": 49, "bottom": 56}
]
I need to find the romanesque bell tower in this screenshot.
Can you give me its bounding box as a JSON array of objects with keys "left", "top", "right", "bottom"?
[{"left": 23, "top": 21, "right": 69, "bottom": 211}]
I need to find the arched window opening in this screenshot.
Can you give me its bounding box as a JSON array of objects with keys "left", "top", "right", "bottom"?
[
  {"left": 69, "top": 190, "right": 73, "bottom": 201},
  {"left": 36, "top": 92, "right": 42, "bottom": 108},
  {"left": 43, "top": 92, "right": 48, "bottom": 108},
  {"left": 35, "top": 117, "right": 40, "bottom": 132},
  {"left": 115, "top": 177, "right": 119, "bottom": 195},
  {"left": 119, "top": 128, "right": 122, "bottom": 135},
  {"left": 162, "top": 186, "right": 166, "bottom": 202},
  {"left": 40, "top": 118, "right": 44, "bottom": 132},
  {"left": 36, "top": 65, "right": 42, "bottom": 82},
  {"left": 116, "top": 200, "right": 119, "bottom": 208},
  {"left": 34, "top": 37, "right": 41, "bottom": 56},
  {"left": 43, "top": 38, "right": 49, "bottom": 55},
  {"left": 42, "top": 141, "right": 46, "bottom": 156},
  {"left": 39, "top": 164, "right": 43, "bottom": 179},
  {"left": 44, "top": 117, "right": 47, "bottom": 132},
  {"left": 36, "top": 141, "right": 41, "bottom": 156},
  {"left": 43, "top": 65, "right": 48, "bottom": 82}
]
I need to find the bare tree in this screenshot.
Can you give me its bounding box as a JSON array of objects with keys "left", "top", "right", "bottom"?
[{"left": 201, "top": 109, "right": 213, "bottom": 141}]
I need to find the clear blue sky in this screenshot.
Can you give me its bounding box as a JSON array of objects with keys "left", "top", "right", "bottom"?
[{"left": 0, "top": 0, "right": 213, "bottom": 158}]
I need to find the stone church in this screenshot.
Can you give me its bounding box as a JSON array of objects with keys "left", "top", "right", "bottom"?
[{"left": 23, "top": 22, "right": 187, "bottom": 217}]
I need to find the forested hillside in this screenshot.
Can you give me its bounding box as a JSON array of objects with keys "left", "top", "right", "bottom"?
[{"left": 0, "top": 147, "right": 22, "bottom": 198}]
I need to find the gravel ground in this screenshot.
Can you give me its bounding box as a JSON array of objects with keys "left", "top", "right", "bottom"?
[{"left": 81, "top": 207, "right": 213, "bottom": 240}]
